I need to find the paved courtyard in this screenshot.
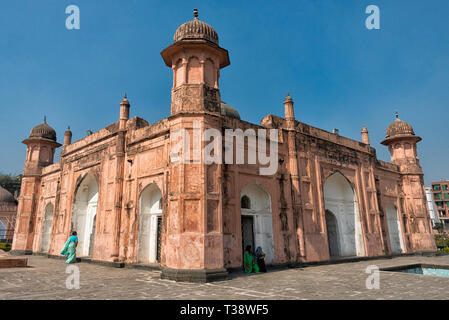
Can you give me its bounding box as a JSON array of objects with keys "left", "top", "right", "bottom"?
[{"left": 1, "top": 255, "right": 449, "bottom": 300}]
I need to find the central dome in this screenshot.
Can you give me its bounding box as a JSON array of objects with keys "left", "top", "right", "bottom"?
[{"left": 173, "top": 9, "right": 219, "bottom": 45}]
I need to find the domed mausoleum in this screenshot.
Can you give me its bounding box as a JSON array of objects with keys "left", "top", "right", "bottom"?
[{"left": 11, "top": 9, "right": 436, "bottom": 282}]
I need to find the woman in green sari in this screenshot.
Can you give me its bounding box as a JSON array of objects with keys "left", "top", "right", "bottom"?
[
  {"left": 243, "top": 245, "right": 259, "bottom": 274},
  {"left": 61, "top": 231, "right": 78, "bottom": 264}
]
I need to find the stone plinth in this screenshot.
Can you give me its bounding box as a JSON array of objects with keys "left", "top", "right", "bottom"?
[{"left": 0, "top": 250, "right": 28, "bottom": 268}]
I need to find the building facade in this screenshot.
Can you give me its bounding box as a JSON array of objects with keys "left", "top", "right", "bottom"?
[
  {"left": 431, "top": 180, "right": 449, "bottom": 229},
  {"left": 11, "top": 11, "right": 436, "bottom": 281},
  {"left": 425, "top": 187, "right": 441, "bottom": 230}
]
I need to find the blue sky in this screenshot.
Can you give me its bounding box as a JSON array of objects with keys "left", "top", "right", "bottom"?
[{"left": 0, "top": 0, "right": 448, "bottom": 185}]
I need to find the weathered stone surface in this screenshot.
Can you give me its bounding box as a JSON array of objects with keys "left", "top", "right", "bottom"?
[{"left": 2, "top": 255, "right": 449, "bottom": 299}]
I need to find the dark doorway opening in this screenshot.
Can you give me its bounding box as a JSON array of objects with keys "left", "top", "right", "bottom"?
[
  {"left": 241, "top": 215, "right": 255, "bottom": 265},
  {"left": 156, "top": 216, "right": 162, "bottom": 263},
  {"left": 325, "top": 210, "right": 339, "bottom": 258}
]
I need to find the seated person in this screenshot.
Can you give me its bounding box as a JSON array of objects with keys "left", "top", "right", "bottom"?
[{"left": 244, "top": 245, "right": 259, "bottom": 274}]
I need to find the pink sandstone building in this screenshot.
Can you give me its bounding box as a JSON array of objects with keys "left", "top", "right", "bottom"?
[{"left": 11, "top": 11, "right": 436, "bottom": 281}]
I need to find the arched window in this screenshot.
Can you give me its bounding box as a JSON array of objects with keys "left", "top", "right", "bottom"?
[
  {"left": 187, "top": 57, "right": 201, "bottom": 84},
  {"left": 204, "top": 59, "right": 215, "bottom": 87},
  {"left": 175, "top": 59, "right": 184, "bottom": 87},
  {"left": 404, "top": 143, "right": 413, "bottom": 157},
  {"left": 241, "top": 195, "right": 251, "bottom": 209}
]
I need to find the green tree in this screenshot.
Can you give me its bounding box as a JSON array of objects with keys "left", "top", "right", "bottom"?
[{"left": 0, "top": 173, "right": 22, "bottom": 197}]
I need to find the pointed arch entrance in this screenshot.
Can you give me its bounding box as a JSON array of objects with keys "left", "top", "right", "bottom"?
[
  {"left": 40, "top": 202, "right": 54, "bottom": 252},
  {"left": 71, "top": 174, "right": 98, "bottom": 257},
  {"left": 385, "top": 203, "right": 404, "bottom": 254},
  {"left": 240, "top": 183, "right": 274, "bottom": 264},
  {"left": 137, "top": 183, "right": 163, "bottom": 264},
  {"left": 324, "top": 172, "right": 365, "bottom": 257}
]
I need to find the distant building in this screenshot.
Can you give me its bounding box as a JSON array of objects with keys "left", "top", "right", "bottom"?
[
  {"left": 0, "top": 186, "right": 18, "bottom": 242},
  {"left": 425, "top": 187, "right": 441, "bottom": 229},
  {"left": 431, "top": 180, "right": 449, "bottom": 229}
]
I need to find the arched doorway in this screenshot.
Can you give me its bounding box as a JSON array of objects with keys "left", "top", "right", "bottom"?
[
  {"left": 325, "top": 210, "right": 339, "bottom": 257},
  {"left": 240, "top": 183, "right": 274, "bottom": 264},
  {"left": 385, "top": 203, "right": 404, "bottom": 254},
  {"left": 324, "top": 172, "right": 365, "bottom": 257},
  {"left": 71, "top": 174, "right": 98, "bottom": 257},
  {"left": 40, "top": 203, "right": 54, "bottom": 252},
  {"left": 137, "top": 183, "right": 162, "bottom": 264}
]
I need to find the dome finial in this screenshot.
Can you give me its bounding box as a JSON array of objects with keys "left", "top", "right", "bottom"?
[
  {"left": 284, "top": 92, "right": 293, "bottom": 104},
  {"left": 120, "top": 93, "right": 130, "bottom": 106},
  {"left": 44, "top": 115, "right": 47, "bottom": 124},
  {"left": 194, "top": 8, "right": 198, "bottom": 19},
  {"left": 362, "top": 124, "right": 368, "bottom": 132},
  {"left": 395, "top": 111, "right": 399, "bottom": 119}
]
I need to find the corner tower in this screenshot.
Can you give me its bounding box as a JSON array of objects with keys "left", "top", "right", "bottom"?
[
  {"left": 22, "top": 117, "right": 61, "bottom": 173},
  {"left": 12, "top": 117, "right": 61, "bottom": 254},
  {"left": 381, "top": 112, "right": 422, "bottom": 170},
  {"left": 381, "top": 112, "right": 436, "bottom": 252},
  {"left": 161, "top": 9, "right": 230, "bottom": 115},
  {"left": 160, "top": 10, "right": 229, "bottom": 282}
]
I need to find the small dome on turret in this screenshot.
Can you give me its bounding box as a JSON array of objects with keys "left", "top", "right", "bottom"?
[
  {"left": 385, "top": 112, "right": 415, "bottom": 139},
  {"left": 173, "top": 9, "right": 219, "bottom": 45},
  {"left": 29, "top": 116, "right": 57, "bottom": 141},
  {"left": 381, "top": 112, "right": 421, "bottom": 145}
]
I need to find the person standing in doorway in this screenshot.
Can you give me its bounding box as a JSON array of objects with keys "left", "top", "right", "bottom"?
[{"left": 255, "top": 246, "right": 267, "bottom": 272}]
